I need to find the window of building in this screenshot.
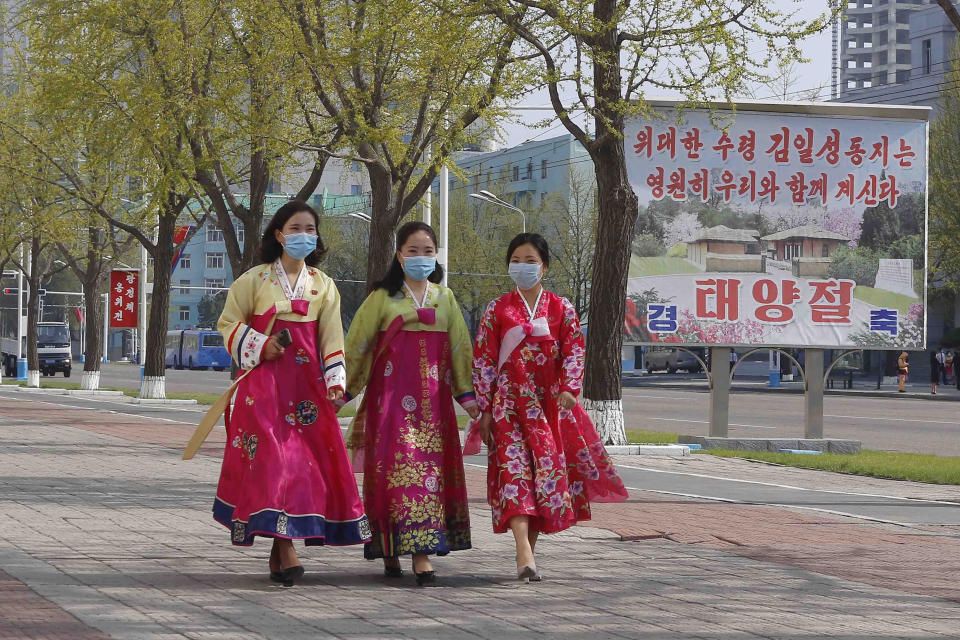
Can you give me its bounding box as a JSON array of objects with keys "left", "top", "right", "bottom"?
[
  {"left": 923, "top": 38, "right": 931, "bottom": 74},
  {"left": 848, "top": 39, "right": 857, "bottom": 49},
  {"left": 863, "top": 39, "right": 872, "bottom": 48},
  {"left": 847, "top": 79, "right": 857, "bottom": 89},
  {"left": 178, "top": 306, "right": 190, "bottom": 321},
  {"left": 350, "top": 184, "right": 362, "bottom": 195},
  {"left": 266, "top": 177, "right": 277, "bottom": 193},
  {"left": 896, "top": 49, "right": 910, "bottom": 64},
  {"left": 879, "top": 30, "right": 888, "bottom": 45},
  {"left": 205, "top": 278, "right": 225, "bottom": 293},
  {"left": 863, "top": 80, "right": 872, "bottom": 88},
  {"left": 512, "top": 165, "right": 519, "bottom": 181},
  {"left": 863, "top": 0, "right": 872, "bottom": 6},
  {"left": 896, "top": 68, "right": 911, "bottom": 83},
  {"left": 863, "top": 59, "right": 872, "bottom": 68},
  {"left": 236, "top": 225, "right": 245, "bottom": 245},
  {"left": 877, "top": 12, "right": 888, "bottom": 26},
  {"left": 848, "top": 20, "right": 857, "bottom": 29},
  {"left": 822, "top": 245, "right": 830, "bottom": 258},
  {"left": 540, "top": 159, "right": 547, "bottom": 179},
  {"left": 848, "top": 59, "right": 857, "bottom": 68},
  {"left": 848, "top": 0, "right": 857, "bottom": 7},
  {"left": 206, "top": 225, "right": 223, "bottom": 242},
  {"left": 179, "top": 254, "right": 191, "bottom": 269},
  {"left": 863, "top": 21, "right": 872, "bottom": 28},
  {"left": 878, "top": 50, "right": 888, "bottom": 65},
  {"left": 525, "top": 160, "right": 533, "bottom": 179},
  {"left": 206, "top": 252, "right": 224, "bottom": 270},
  {"left": 179, "top": 279, "right": 190, "bottom": 294},
  {"left": 895, "top": 9, "right": 911, "bottom": 23},
  {"left": 896, "top": 29, "right": 909, "bottom": 44},
  {"left": 351, "top": 160, "right": 361, "bottom": 172}
]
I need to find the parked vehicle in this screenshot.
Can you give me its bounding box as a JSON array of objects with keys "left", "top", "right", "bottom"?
[
  {"left": 165, "top": 329, "right": 230, "bottom": 371},
  {"left": 643, "top": 346, "right": 704, "bottom": 374},
  {"left": 2, "top": 321, "right": 72, "bottom": 378}
]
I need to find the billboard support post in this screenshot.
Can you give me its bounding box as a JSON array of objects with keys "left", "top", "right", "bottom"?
[
  {"left": 804, "top": 348, "right": 825, "bottom": 439},
  {"left": 709, "top": 346, "right": 730, "bottom": 437}
]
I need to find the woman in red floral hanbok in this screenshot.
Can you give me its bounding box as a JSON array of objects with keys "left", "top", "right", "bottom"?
[{"left": 472, "top": 233, "right": 628, "bottom": 582}]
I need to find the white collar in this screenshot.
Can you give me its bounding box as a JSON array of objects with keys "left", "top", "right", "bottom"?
[
  {"left": 275, "top": 259, "right": 307, "bottom": 301},
  {"left": 403, "top": 281, "right": 431, "bottom": 309},
  {"left": 517, "top": 286, "right": 543, "bottom": 322}
]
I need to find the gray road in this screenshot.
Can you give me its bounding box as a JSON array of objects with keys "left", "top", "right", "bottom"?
[{"left": 622, "top": 387, "right": 960, "bottom": 456}]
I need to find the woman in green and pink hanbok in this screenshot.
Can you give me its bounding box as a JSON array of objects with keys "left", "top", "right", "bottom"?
[{"left": 342, "top": 221, "right": 478, "bottom": 586}]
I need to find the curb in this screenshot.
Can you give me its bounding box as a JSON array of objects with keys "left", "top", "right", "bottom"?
[
  {"left": 606, "top": 444, "right": 691, "bottom": 456},
  {"left": 625, "top": 381, "right": 960, "bottom": 401},
  {"left": 129, "top": 398, "right": 198, "bottom": 405}
]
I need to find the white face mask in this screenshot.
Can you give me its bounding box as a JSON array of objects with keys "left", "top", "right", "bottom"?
[{"left": 509, "top": 262, "right": 542, "bottom": 290}]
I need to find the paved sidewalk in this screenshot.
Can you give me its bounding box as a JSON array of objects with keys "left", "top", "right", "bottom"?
[{"left": 3, "top": 395, "right": 960, "bottom": 639}]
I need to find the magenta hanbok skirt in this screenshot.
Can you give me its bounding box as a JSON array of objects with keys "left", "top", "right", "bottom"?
[{"left": 214, "top": 316, "right": 370, "bottom": 546}]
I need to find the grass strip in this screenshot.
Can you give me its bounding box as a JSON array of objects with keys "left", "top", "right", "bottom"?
[{"left": 700, "top": 448, "right": 960, "bottom": 485}]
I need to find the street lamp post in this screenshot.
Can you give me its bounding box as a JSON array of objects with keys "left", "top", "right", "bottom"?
[{"left": 468, "top": 191, "right": 526, "bottom": 233}]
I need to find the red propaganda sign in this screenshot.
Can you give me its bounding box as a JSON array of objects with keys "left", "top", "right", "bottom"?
[{"left": 109, "top": 269, "right": 139, "bottom": 328}]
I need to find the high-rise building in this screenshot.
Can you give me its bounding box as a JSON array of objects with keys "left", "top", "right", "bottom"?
[{"left": 840, "top": 0, "right": 936, "bottom": 96}]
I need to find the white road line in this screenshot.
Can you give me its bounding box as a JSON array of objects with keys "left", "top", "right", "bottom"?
[
  {"left": 648, "top": 417, "right": 779, "bottom": 430},
  {"left": 0, "top": 390, "right": 210, "bottom": 427},
  {"left": 0, "top": 388, "right": 207, "bottom": 413},
  {"left": 464, "top": 461, "right": 954, "bottom": 526},
  {"left": 824, "top": 413, "right": 960, "bottom": 426},
  {"left": 621, "top": 486, "right": 920, "bottom": 528},
  {"left": 612, "top": 463, "right": 960, "bottom": 505}
]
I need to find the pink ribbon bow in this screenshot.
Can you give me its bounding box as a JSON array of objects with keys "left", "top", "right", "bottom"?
[{"left": 290, "top": 299, "right": 310, "bottom": 316}]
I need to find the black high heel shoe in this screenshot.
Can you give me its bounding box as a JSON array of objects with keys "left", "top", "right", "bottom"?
[
  {"left": 269, "top": 542, "right": 283, "bottom": 582},
  {"left": 414, "top": 570, "right": 436, "bottom": 587},
  {"left": 383, "top": 557, "right": 404, "bottom": 578},
  {"left": 281, "top": 565, "right": 305, "bottom": 587}
]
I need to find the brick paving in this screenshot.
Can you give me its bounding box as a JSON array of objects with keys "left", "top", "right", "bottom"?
[{"left": 3, "top": 393, "right": 960, "bottom": 638}]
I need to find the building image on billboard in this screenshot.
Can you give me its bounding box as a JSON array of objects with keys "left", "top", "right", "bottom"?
[{"left": 623, "top": 101, "right": 928, "bottom": 350}]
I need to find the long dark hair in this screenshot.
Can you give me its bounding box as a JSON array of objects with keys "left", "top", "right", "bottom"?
[
  {"left": 258, "top": 200, "right": 327, "bottom": 266},
  {"left": 373, "top": 221, "right": 444, "bottom": 296},
  {"left": 506, "top": 232, "right": 550, "bottom": 267}
]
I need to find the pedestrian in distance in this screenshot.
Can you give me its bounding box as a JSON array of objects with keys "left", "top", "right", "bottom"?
[
  {"left": 932, "top": 348, "right": 944, "bottom": 395},
  {"left": 470, "top": 233, "right": 628, "bottom": 583},
  {"left": 189, "top": 200, "right": 370, "bottom": 587},
  {"left": 342, "top": 221, "right": 478, "bottom": 587},
  {"left": 897, "top": 351, "right": 909, "bottom": 393}
]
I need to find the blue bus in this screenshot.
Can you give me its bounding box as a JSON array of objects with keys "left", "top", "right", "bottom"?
[{"left": 165, "top": 329, "right": 231, "bottom": 371}]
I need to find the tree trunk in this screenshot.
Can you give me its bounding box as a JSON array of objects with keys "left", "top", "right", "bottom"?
[
  {"left": 582, "top": 1, "right": 640, "bottom": 444},
  {"left": 80, "top": 271, "right": 103, "bottom": 390},
  {"left": 365, "top": 162, "right": 401, "bottom": 290},
  {"left": 25, "top": 235, "right": 41, "bottom": 388},
  {"left": 140, "top": 210, "right": 176, "bottom": 398}
]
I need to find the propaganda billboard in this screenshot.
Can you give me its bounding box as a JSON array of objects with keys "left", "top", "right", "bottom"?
[
  {"left": 623, "top": 101, "right": 928, "bottom": 349},
  {"left": 109, "top": 269, "right": 139, "bottom": 329}
]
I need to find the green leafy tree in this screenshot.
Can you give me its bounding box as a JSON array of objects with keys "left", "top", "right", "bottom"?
[
  {"left": 484, "top": 0, "right": 830, "bottom": 442},
  {"left": 278, "top": 0, "right": 528, "bottom": 287}
]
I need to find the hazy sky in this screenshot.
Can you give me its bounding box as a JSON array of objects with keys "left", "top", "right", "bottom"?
[{"left": 499, "top": 0, "right": 833, "bottom": 147}]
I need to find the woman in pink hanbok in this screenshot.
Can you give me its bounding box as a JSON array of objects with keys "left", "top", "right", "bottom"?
[
  {"left": 212, "top": 201, "right": 369, "bottom": 586},
  {"left": 472, "top": 233, "right": 628, "bottom": 582},
  {"left": 343, "top": 221, "right": 478, "bottom": 586}
]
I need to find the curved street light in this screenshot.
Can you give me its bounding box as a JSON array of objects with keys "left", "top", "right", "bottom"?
[{"left": 468, "top": 191, "right": 526, "bottom": 233}]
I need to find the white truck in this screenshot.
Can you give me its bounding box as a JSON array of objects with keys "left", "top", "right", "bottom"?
[{"left": 1, "top": 321, "right": 72, "bottom": 378}]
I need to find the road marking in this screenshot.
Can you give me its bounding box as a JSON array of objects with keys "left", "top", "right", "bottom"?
[
  {"left": 0, "top": 390, "right": 212, "bottom": 427},
  {"left": 824, "top": 413, "right": 960, "bottom": 426},
  {"left": 648, "top": 417, "right": 778, "bottom": 430},
  {"left": 620, "top": 486, "right": 921, "bottom": 528},
  {"left": 464, "top": 461, "right": 958, "bottom": 526},
  {"left": 612, "top": 463, "right": 960, "bottom": 505}
]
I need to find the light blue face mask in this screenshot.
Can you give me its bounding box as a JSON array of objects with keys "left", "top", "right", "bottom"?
[
  {"left": 281, "top": 232, "right": 318, "bottom": 260},
  {"left": 402, "top": 255, "right": 436, "bottom": 281},
  {"left": 509, "top": 262, "right": 543, "bottom": 290}
]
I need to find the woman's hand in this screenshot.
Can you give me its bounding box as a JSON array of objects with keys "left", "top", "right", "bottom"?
[
  {"left": 558, "top": 391, "right": 577, "bottom": 410},
  {"left": 466, "top": 404, "right": 480, "bottom": 420},
  {"left": 262, "top": 335, "right": 285, "bottom": 361},
  {"left": 476, "top": 412, "right": 493, "bottom": 447},
  {"left": 327, "top": 387, "right": 344, "bottom": 403}
]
